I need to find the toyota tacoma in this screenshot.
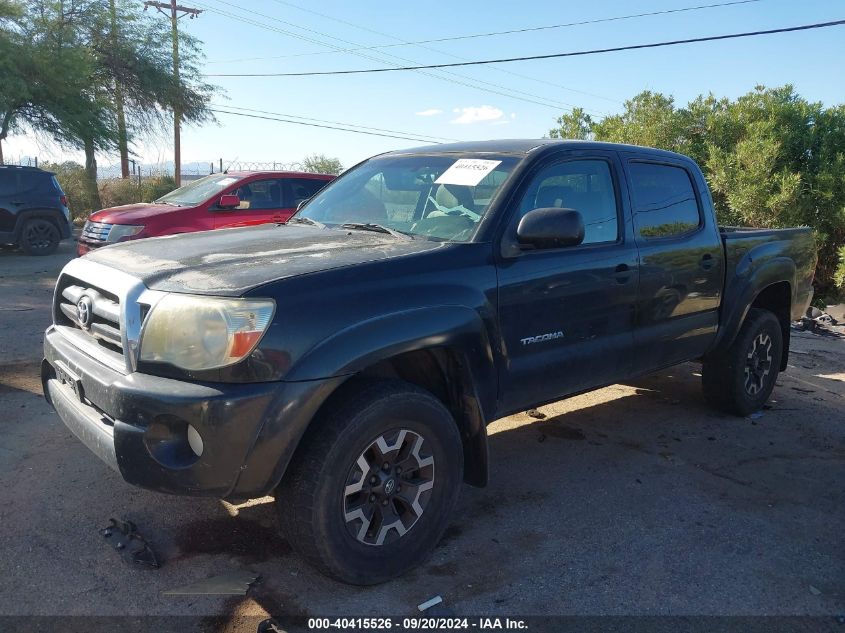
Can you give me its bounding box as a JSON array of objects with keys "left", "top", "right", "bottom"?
[{"left": 42, "top": 140, "right": 817, "bottom": 584}]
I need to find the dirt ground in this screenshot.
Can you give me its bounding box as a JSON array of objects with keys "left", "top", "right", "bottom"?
[{"left": 0, "top": 243, "right": 843, "bottom": 629}]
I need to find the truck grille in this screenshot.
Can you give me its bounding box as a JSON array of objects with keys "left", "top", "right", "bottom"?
[
  {"left": 55, "top": 275, "right": 123, "bottom": 353},
  {"left": 81, "top": 221, "right": 113, "bottom": 242}
]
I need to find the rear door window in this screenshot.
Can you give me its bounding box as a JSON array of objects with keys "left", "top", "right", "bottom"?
[
  {"left": 628, "top": 162, "right": 701, "bottom": 239},
  {"left": 233, "top": 179, "right": 284, "bottom": 210},
  {"left": 0, "top": 171, "right": 17, "bottom": 196},
  {"left": 286, "top": 178, "right": 329, "bottom": 208}
]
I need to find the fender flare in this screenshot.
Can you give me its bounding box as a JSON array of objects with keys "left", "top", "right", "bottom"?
[
  {"left": 708, "top": 255, "right": 795, "bottom": 357},
  {"left": 231, "top": 306, "right": 497, "bottom": 498}
]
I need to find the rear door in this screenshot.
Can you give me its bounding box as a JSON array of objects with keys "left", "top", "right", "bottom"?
[
  {"left": 621, "top": 155, "right": 723, "bottom": 372},
  {"left": 496, "top": 150, "right": 639, "bottom": 413},
  {"left": 213, "top": 178, "right": 287, "bottom": 229},
  {"left": 284, "top": 177, "right": 331, "bottom": 215}
]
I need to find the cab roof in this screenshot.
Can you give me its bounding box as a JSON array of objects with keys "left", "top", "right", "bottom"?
[{"left": 392, "top": 138, "right": 691, "bottom": 161}]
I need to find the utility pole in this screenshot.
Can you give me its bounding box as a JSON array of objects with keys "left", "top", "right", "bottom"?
[
  {"left": 110, "top": 0, "right": 130, "bottom": 179},
  {"left": 143, "top": 0, "right": 201, "bottom": 187}
]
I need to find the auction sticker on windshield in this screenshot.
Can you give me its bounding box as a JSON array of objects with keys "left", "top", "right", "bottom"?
[{"left": 435, "top": 159, "right": 502, "bottom": 186}]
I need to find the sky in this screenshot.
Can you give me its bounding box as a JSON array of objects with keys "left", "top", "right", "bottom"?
[{"left": 6, "top": 0, "right": 845, "bottom": 173}]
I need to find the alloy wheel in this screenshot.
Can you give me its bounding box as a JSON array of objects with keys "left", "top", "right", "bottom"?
[
  {"left": 342, "top": 429, "right": 435, "bottom": 547},
  {"left": 744, "top": 332, "right": 773, "bottom": 395},
  {"left": 24, "top": 220, "right": 57, "bottom": 252}
]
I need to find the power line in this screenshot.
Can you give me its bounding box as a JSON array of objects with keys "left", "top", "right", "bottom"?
[
  {"left": 262, "top": 0, "right": 620, "bottom": 106},
  {"left": 210, "top": 0, "right": 762, "bottom": 64},
  {"left": 195, "top": 0, "right": 593, "bottom": 113},
  {"left": 206, "top": 19, "right": 845, "bottom": 77},
  {"left": 210, "top": 103, "right": 459, "bottom": 142},
  {"left": 209, "top": 108, "right": 450, "bottom": 143}
]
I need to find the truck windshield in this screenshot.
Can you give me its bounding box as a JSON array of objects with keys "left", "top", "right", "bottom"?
[
  {"left": 297, "top": 154, "right": 520, "bottom": 241},
  {"left": 155, "top": 173, "right": 241, "bottom": 206}
]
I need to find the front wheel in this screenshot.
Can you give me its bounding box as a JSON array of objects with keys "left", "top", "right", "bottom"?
[
  {"left": 702, "top": 308, "right": 783, "bottom": 416},
  {"left": 19, "top": 218, "right": 60, "bottom": 255},
  {"left": 275, "top": 379, "right": 463, "bottom": 585}
]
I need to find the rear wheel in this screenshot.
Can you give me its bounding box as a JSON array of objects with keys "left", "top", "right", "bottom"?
[
  {"left": 19, "top": 218, "right": 60, "bottom": 256},
  {"left": 276, "top": 379, "right": 463, "bottom": 585},
  {"left": 702, "top": 308, "right": 783, "bottom": 416}
]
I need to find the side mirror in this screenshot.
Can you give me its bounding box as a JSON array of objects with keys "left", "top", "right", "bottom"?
[
  {"left": 516, "top": 207, "right": 584, "bottom": 250},
  {"left": 218, "top": 194, "right": 240, "bottom": 210}
]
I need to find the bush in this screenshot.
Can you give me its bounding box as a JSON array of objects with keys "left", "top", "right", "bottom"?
[
  {"left": 140, "top": 175, "right": 177, "bottom": 201},
  {"left": 99, "top": 175, "right": 177, "bottom": 209},
  {"left": 98, "top": 178, "right": 141, "bottom": 209},
  {"left": 41, "top": 161, "right": 92, "bottom": 222},
  {"left": 43, "top": 168, "right": 177, "bottom": 223},
  {"left": 834, "top": 245, "right": 845, "bottom": 290}
]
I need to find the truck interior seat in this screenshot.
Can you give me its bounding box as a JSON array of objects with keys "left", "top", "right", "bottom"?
[{"left": 433, "top": 184, "right": 476, "bottom": 213}]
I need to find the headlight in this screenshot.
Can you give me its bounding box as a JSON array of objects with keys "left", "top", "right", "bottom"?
[
  {"left": 139, "top": 295, "right": 275, "bottom": 371},
  {"left": 107, "top": 224, "right": 144, "bottom": 242}
]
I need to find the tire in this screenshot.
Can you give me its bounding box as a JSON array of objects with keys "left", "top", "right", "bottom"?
[
  {"left": 19, "top": 218, "right": 60, "bottom": 256},
  {"left": 702, "top": 308, "right": 783, "bottom": 416},
  {"left": 276, "top": 379, "right": 463, "bottom": 585}
]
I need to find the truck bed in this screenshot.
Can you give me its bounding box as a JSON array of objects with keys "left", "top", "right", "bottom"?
[{"left": 720, "top": 226, "right": 817, "bottom": 321}]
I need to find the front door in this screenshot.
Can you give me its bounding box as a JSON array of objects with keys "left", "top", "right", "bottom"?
[
  {"left": 496, "top": 152, "right": 638, "bottom": 414},
  {"left": 214, "top": 178, "right": 289, "bottom": 229}
]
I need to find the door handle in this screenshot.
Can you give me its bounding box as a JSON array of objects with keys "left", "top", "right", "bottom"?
[
  {"left": 613, "top": 263, "right": 632, "bottom": 284},
  {"left": 700, "top": 253, "right": 715, "bottom": 270}
]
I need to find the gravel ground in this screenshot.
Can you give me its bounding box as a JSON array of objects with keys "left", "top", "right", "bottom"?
[{"left": 0, "top": 243, "right": 842, "bottom": 631}]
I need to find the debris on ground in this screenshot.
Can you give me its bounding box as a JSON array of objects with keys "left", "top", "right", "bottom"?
[
  {"left": 793, "top": 306, "right": 843, "bottom": 336},
  {"left": 748, "top": 411, "right": 764, "bottom": 420},
  {"left": 417, "top": 596, "right": 443, "bottom": 611},
  {"left": 257, "top": 619, "right": 287, "bottom": 633},
  {"left": 808, "top": 585, "right": 822, "bottom": 596},
  {"left": 526, "top": 408, "right": 547, "bottom": 419},
  {"left": 162, "top": 570, "right": 259, "bottom": 595},
  {"left": 416, "top": 594, "right": 455, "bottom": 616},
  {"left": 100, "top": 518, "right": 159, "bottom": 569}
]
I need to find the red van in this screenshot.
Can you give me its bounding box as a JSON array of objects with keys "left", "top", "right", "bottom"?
[{"left": 77, "top": 171, "right": 334, "bottom": 255}]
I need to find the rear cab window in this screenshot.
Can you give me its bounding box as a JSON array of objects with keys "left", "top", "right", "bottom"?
[{"left": 628, "top": 161, "right": 701, "bottom": 239}]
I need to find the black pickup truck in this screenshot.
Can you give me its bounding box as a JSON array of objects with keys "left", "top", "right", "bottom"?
[{"left": 42, "top": 140, "right": 816, "bottom": 584}]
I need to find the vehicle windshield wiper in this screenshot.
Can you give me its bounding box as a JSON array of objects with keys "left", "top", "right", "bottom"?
[
  {"left": 340, "top": 222, "right": 414, "bottom": 240},
  {"left": 287, "top": 216, "right": 326, "bottom": 229},
  {"left": 156, "top": 200, "right": 183, "bottom": 207}
]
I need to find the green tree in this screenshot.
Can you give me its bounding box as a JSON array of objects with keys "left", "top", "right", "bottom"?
[
  {"left": 1, "top": 0, "right": 215, "bottom": 206},
  {"left": 548, "top": 107, "right": 593, "bottom": 140},
  {"left": 300, "top": 153, "right": 344, "bottom": 175},
  {"left": 90, "top": 0, "right": 214, "bottom": 179},
  {"left": 548, "top": 85, "right": 845, "bottom": 296}
]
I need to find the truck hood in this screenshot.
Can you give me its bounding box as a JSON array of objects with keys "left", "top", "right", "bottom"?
[
  {"left": 90, "top": 202, "right": 183, "bottom": 224},
  {"left": 86, "top": 224, "right": 445, "bottom": 295}
]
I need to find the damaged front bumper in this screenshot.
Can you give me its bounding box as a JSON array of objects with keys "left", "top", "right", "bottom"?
[{"left": 42, "top": 325, "right": 281, "bottom": 498}]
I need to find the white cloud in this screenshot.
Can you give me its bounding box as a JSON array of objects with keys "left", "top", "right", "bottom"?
[
  {"left": 415, "top": 108, "right": 443, "bottom": 116},
  {"left": 450, "top": 105, "right": 505, "bottom": 125}
]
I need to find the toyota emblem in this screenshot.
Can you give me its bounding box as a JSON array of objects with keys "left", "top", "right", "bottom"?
[{"left": 76, "top": 296, "right": 93, "bottom": 329}]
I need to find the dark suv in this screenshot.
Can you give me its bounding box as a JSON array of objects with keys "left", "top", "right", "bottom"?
[{"left": 0, "top": 165, "right": 73, "bottom": 255}]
